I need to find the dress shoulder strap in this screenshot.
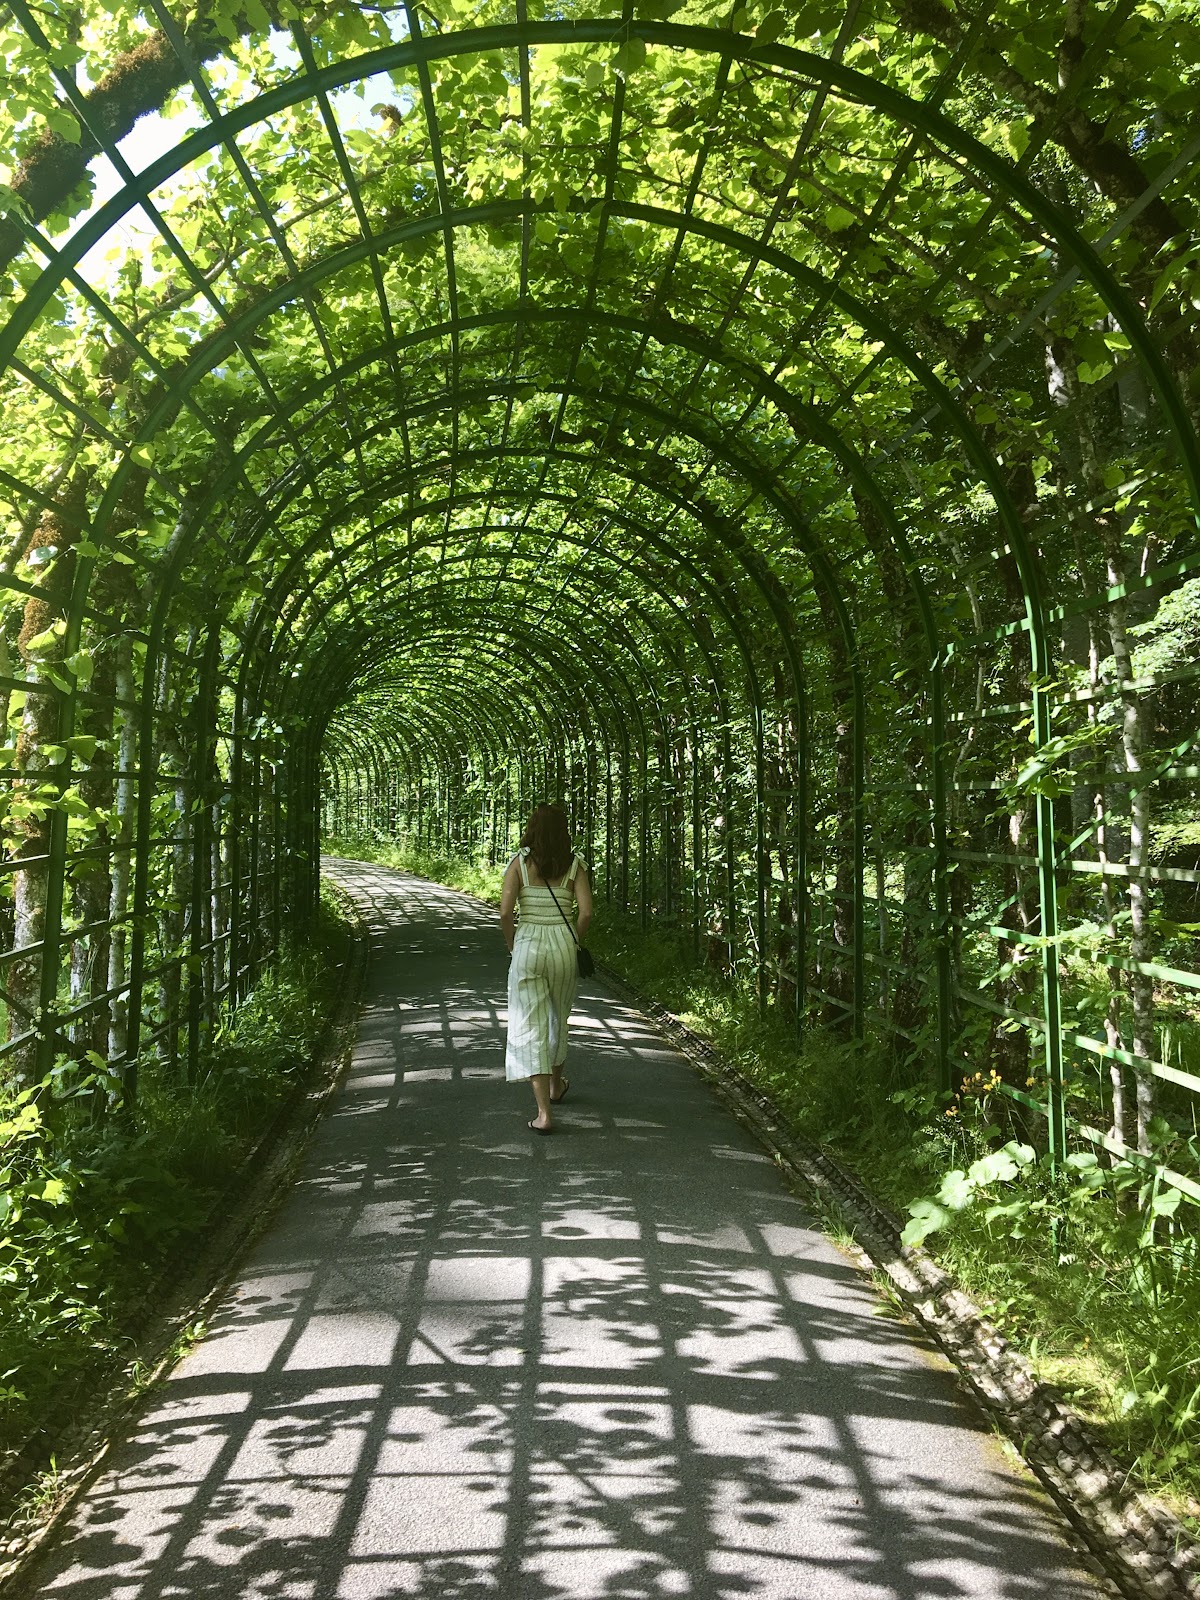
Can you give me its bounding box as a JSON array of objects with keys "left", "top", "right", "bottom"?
[
  {"left": 514, "top": 849, "right": 530, "bottom": 887},
  {"left": 565, "top": 854, "right": 587, "bottom": 883}
]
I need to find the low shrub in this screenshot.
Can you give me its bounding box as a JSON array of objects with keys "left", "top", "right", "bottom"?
[{"left": 0, "top": 889, "right": 350, "bottom": 1459}]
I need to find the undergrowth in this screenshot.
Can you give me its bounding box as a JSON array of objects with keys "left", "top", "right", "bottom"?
[
  {"left": 0, "top": 885, "right": 350, "bottom": 1468},
  {"left": 334, "top": 838, "right": 1200, "bottom": 1517},
  {"left": 895, "top": 1094, "right": 1200, "bottom": 1521}
]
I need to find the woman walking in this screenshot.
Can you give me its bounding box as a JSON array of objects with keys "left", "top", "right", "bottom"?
[{"left": 500, "top": 804, "right": 593, "bottom": 1133}]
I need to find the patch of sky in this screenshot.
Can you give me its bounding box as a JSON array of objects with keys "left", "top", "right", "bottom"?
[
  {"left": 63, "top": 36, "right": 413, "bottom": 295},
  {"left": 72, "top": 94, "right": 206, "bottom": 290}
]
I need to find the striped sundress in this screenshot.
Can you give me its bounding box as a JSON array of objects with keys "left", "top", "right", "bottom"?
[{"left": 505, "top": 849, "right": 584, "bottom": 1082}]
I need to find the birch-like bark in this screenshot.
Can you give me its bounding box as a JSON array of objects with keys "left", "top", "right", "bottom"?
[
  {"left": 986, "top": 457, "right": 1042, "bottom": 1097},
  {"left": 106, "top": 638, "right": 137, "bottom": 1064},
  {"left": 8, "top": 484, "right": 82, "bottom": 1080},
  {"left": 1048, "top": 334, "right": 1155, "bottom": 1152},
  {"left": 1104, "top": 549, "right": 1155, "bottom": 1153},
  {"left": 1090, "top": 615, "right": 1129, "bottom": 1149},
  {"left": 68, "top": 641, "right": 115, "bottom": 1065}
]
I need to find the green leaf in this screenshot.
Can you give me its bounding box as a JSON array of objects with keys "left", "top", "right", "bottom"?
[
  {"left": 1005, "top": 120, "right": 1030, "bottom": 161},
  {"left": 755, "top": 9, "right": 788, "bottom": 44},
  {"left": 937, "top": 1169, "right": 974, "bottom": 1209},
  {"left": 1149, "top": 250, "right": 1200, "bottom": 316},
  {"left": 901, "top": 1198, "right": 951, "bottom": 1247},
  {"left": 1001, "top": 1140, "right": 1035, "bottom": 1169},
  {"left": 825, "top": 205, "right": 856, "bottom": 232},
  {"left": 1146, "top": 1114, "right": 1174, "bottom": 1148},
  {"left": 983, "top": 1200, "right": 1028, "bottom": 1225},
  {"left": 613, "top": 37, "right": 647, "bottom": 76},
  {"left": 64, "top": 651, "right": 95, "bottom": 688},
  {"left": 967, "top": 1149, "right": 1018, "bottom": 1185},
  {"left": 0, "top": 184, "right": 33, "bottom": 223},
  {"left": 1064, "top": 1151, "right": 1098, "bottom": 1172},
  {"left": 46, "top": 107, "right": 81, "bottom": 145},
  {"left": 23, "top": 622, "right": 66, "bottom": 656}
]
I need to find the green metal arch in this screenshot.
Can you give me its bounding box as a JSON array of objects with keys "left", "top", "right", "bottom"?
[{"left": 5, "top": 14, "right": 1195, "bottom": 513}]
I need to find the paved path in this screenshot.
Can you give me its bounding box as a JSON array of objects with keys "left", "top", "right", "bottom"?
[{"left": 24, "top": 860, "right": 1106, "bottom": 1600}]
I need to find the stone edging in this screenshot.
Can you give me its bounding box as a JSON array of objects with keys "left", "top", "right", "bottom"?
[
  {"left": 595, "top": 959, "right": 1200, "bottom": 1600},
  {"left": 0, "top": 891, "right": 369, "bottom": 1595}
]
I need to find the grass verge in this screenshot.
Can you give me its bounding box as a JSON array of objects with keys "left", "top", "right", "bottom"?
[{"left": 0, "top": 884, "right": 352, "bottom": 1480}]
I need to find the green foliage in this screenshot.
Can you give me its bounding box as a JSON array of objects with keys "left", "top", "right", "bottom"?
[
  {"left": 900, "top": 1139, "right": 1038, "bottom": 1246},
  {"left": 1131, "top": 578, "right": 1200, "bottom": 679},
  {"left": 0, "top": 893, "right": 349, "bottom": 1457},
  {"left": 915, "top": 1153, "right": 1200, "bottom": 1508}
]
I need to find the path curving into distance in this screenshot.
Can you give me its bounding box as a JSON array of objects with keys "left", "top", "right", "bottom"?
[{"left": 21, "top": 859, "right": 1107, "bottom": 1600}]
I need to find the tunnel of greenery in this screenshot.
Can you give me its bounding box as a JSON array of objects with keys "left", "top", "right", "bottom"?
[{"left": 2, "top": 0, "right": 1200, "bottom": 1248}]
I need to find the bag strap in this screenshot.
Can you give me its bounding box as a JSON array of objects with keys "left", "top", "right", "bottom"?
[{"left": 545, "top": 880, "right": 580, "bottom": 947}]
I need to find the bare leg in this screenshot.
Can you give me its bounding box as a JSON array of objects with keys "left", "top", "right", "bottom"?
[
  {"left": 530, "top": 1074, "right": 553, "bottom": 1131},
  {"left": 550, "top": 1064, "right": 567, "bottom": 1102}
]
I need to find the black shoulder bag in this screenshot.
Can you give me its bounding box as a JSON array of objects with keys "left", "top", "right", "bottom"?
[{"left": 547, "top": 870, "right": 595, "bottom": 979}]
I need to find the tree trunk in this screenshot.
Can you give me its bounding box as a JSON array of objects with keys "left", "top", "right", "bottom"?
[
  {"left": 68, "top": 640, "right": 116, "bottom": 1066},
  {"left": 7, "top": 482, "right": 83, "bottom": 1080},
  {"left": 107, "top": 638, "right": 137, "bottom": 1066},
  {"left": 1049, "top": 334, "right": 1155, "bottom": 1152}
]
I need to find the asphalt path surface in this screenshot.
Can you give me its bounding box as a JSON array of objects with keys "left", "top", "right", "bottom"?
[{"left": 24, "top": 859, "right": 1106, "bottom": 1600}]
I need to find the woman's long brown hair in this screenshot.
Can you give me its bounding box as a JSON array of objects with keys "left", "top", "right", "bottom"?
[{"left": 520, "top": 803, "right": 573, "bottom": 881}]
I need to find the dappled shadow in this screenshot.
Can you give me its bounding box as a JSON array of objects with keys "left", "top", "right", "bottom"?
[{"left": 22, "top": 861, "right": 1105, "bottom": 1600}]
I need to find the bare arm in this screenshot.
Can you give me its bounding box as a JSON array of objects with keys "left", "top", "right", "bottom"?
[
  {"left": 574, "top": 861, "right": 593, "bottom": 943},
  {"left": 499, "top": 857, "right": 521, "bottom": 953}
]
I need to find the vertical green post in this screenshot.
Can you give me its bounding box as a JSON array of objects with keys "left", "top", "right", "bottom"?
[
  {"left": 1034, "top": 677, "right": 1067, "bottom": 1166},
  {"left": 930, "top": 655, "right": 953, "bottom": 1094},
  {"left": 851, "top": 661, "right": 866, "bottom": 1042}
]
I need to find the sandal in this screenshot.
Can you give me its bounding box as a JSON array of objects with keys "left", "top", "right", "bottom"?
[
  {"left": 528, "top": 1119, "right": 552, "bottom": 1136},
  {"left": 550, "top": 1076, "right": 570, "bottom": 1104}
]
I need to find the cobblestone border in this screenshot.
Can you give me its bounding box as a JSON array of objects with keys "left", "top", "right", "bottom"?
[
  {"left": 596, "top": 961, "right": 1200, "bottom": 1600},
  {"left": 0, "top": 888, "right": 369, "bottom": 1595}
]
